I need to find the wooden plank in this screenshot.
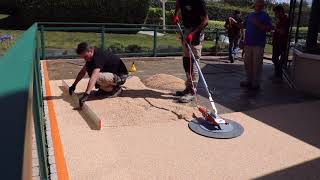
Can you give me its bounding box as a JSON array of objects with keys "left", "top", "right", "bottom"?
[{"left": 61, "top": 80, "right": 102, "bottom": 130}]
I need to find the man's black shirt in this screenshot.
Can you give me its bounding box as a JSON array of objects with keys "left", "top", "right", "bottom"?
[
  {"left": 85, "top": 48, "right": 128, "bottom": 77},
  {"left": 179, "top": 0, "right": 207, "bottom": 29}
]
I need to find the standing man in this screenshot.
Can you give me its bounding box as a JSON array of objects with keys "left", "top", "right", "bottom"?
[
  {"left": 225, "top": 10, "right": 243, "bottom": 63},
  {"left": 69, "top": 42, "right": 128, "bottom": 107},
  {"left": 172, "top": 0, "right": 208, "bottom": 103},
  {"left": 271, "top": 5, "right": 289, "bottom": 82},
  {"left": 238, "top": 0, "right": 272, "bottom": 90}
]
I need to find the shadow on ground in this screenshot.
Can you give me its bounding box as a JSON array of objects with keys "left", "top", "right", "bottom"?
[
  {"left": 0, "top": 91, "right": 29, "bottom": 179},
  {"left": 254, "top": 157, "right": 320, "bottom": 180},
  {"left": 198, "top": 60, "right": 320, "bottom": 147}
]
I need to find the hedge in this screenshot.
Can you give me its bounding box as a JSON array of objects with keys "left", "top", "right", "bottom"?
[
  {"left": 145, "top": 8, "right": 175, "bottom": 25},
  {"left": 0, "top": 0, "right": 150, "bottom": 28},
  {"left": 206, "top": 3, "right": 252, "bottom": 22}
]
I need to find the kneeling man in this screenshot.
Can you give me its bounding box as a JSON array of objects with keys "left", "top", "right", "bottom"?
[{"left": 69, "top": 42, "right": 128, "bottom": 107}]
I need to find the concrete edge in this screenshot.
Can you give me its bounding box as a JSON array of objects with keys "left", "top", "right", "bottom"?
[{"left": 41, "top": 61, "right": 69, "bottom": 180}]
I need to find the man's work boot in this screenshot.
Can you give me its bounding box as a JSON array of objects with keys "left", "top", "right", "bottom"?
[
  {"left": 109, "top": 86, "right": 123, "bottom": 97},
  {"left": 95, "top": 89, "right": 110, "bottom": 97},
  {"left": 178, "top": 93, "right": 195, "bottom": 103},
  {"left": 174, "top": 88, "right": 190, "bottom": 96},
  {"left": 95, "top": 83, "right": 100, "bottom": 89}
]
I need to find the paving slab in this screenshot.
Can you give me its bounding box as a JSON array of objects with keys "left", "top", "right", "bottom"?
[{"left": 46, "top": 58, "right": 316, "bottom": 115}]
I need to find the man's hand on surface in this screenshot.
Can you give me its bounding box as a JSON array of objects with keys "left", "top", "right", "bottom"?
[
  {"left": 69, "top": 84, "right": 76, "bottom": 95},
  {"left": 79, "top": 93, "right": 90, "bottom": 108}
]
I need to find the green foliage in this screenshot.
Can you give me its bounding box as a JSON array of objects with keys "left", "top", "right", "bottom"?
[
  {"left": 206, "top": 3, "right": 252, "bottom": 22},
  {"left": 207, "top": 20, "right": 225, "bottom": 30},
  {"left": 8, "top": 0, "right": 151, "bottom": 28},
  {"left": 145, "top": 8, "right": 175, "bottom": 25},
  {"left": 107, "top": 43, "right": 125, "bottom": 53},
  {"left": 125, "top": 44, "right": 143, "bottom": 53}
]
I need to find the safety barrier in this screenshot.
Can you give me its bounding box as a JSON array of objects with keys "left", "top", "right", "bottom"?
[
  {"left": 0, "top": 23, "right": 49, "bottom": 179},
  {"left": 37, "top": 22, "right": 228, "bottom": 59}
]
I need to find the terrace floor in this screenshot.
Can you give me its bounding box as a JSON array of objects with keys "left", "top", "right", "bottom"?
[{"left": 43, "top": 56, "right": 320, "bottom": 179}]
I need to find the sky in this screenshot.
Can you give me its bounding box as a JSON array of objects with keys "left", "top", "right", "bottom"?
[
  {"left": 276, "top": 0, "right": 290, "bottom": 3},
  {"left": 275, "top": 0, "right": 313, "bottom": 6}
]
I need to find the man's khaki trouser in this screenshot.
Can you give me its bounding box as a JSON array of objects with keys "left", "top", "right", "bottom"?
[
  {"left": 96, "top": 73, "right": 116, "bottom": 92},
  {"left": 244, "top": 46, "right": 265, "bottom": 86},
  {"left": 182, "top": 28, "right": 204, "bottom": 93}
]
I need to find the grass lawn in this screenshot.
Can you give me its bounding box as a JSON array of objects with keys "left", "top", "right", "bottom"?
[
  {"left": 0, "top": 28, "right": 273, "bottom": 56},
  {"left": 43, "top": 31, "right": 215, "bottom": 50},
  {"left": 264, "top": 44, "right": 272, "bottom": 55}
]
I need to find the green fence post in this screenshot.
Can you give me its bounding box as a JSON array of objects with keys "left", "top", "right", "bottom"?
[
  {"left": 215, "top": 30, "right": 219, "bottom": 55},
  {"left": 40, "top": 25, "right": 45, "bottom": 59},
  {"left": 33, "top": 63, "right": 49, "bottom": 179},
  {"left": 153, "top": 26, "right": 158, "bottom": 57},
  {"left": 101, "top": 25, "right": 105, "bottom": 49}
]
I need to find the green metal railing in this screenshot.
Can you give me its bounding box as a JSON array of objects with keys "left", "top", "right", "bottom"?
[
  {"left": 0, "top": 24, "right": 49, "bottom": 179},
  {"left": 37, "top": 22, "right": 227, "bottom": 60}
]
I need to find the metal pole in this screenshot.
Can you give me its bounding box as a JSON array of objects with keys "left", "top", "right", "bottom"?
[
  {"left": 306, "top": 0, "right": 320, "bottom": 50},
  {"left": 153, "top": 26, "right": 158, "bottom": 57},
  {"left": 101, "top": 25, "right": 105, "bottom": 49},
  {"left": 285, "top": 0, "right": 296, "bottom": 68},
  {"left": 162, "top": 0, "right": 166, "bottom": 32},
  {"left": 40, "top": 25, "right": 45, "bottom": 59},
  {"left": 215, "top": 31, "right": 219, "bottom": 56},
  {"left": 294, "top": 0, "right": 304, "bottom": 44}
]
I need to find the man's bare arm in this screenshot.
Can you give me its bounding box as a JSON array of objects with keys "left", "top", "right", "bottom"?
[
  {"left": 174, "top": 0, "right": 180, "bottom": 16},
  {"left": 72, "top": 65, "right": 87, "bottom": 86},
  {"left": 85, "top": 68, "right": 100, "bottom": 94},
  {"left": 192, "top": 15, "right": 209, "bottom": 35}
]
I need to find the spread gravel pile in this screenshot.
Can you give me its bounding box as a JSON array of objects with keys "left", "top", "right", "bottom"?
[
  {"left": 142, "top": 74, "right": 185, "bottom": 91},
  {"left": 67, "top": 76, "right": 200, "bottom": 127}
]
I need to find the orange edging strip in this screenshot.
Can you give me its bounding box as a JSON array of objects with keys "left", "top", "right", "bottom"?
[{"left": 42, "top": 61, "right": 69, "bottom": 180}]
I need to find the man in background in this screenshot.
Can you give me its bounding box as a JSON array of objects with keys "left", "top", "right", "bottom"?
[
  {"left": 237, "top": 0, "right": 272, "bottom": 90},
  {"left": 271, "top": 5, "right": 289, "bottom": 82},
  {"left": 225, "top": 10, "right": 243, "bottom": 63},
  {"left": 172, "top": 0, "right": 208, "bottom": 103}
]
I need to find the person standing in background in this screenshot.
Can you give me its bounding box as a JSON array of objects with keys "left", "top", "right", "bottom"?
[
  {"left": 271, "top": 5, "right": 289, "bottom": 82},
  {"left": 239, "top": 0, "right": 272, "bottom": 90},
  {"left": 225, "top": 10, "right": 243, "bottom": 63}
]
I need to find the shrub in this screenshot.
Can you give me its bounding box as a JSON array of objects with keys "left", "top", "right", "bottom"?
[
  {"left": 7, "top": 0, "right": 151, "bottom": 28},
  {"left": 145, "top": 8, "right": 175, "bottom": 26},
  {"left": 206, "top": 3, "right": 252, "bottom": 22},
  {"left": 207, "top": 20, "right": 225, "bottom": 30},
  {"left": 125, "top": 44, "right": 143, "bottom": 53},
  {"left": 107, "top": 43, "right": 125, "bottom": 54}
]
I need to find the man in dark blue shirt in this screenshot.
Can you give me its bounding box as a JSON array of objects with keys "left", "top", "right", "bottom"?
[{"left": 238, "top": 0, "right": 272, "bottom": 90}]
